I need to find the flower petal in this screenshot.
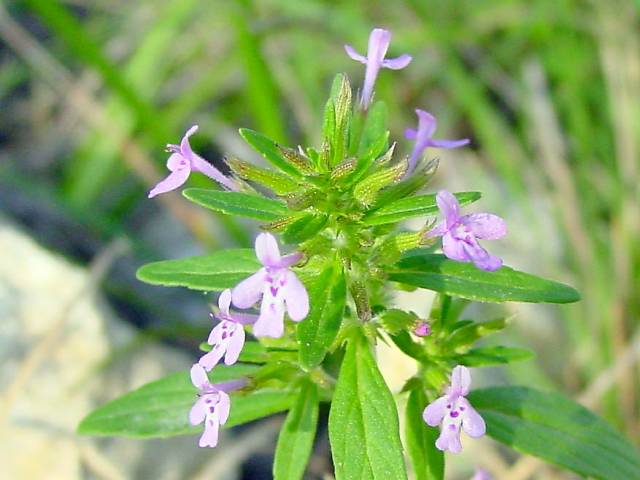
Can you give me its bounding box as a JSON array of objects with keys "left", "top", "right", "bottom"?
[
  {"left": 224, "top": 327, "right": 245, "bottom": 365},
  {"left": 416, "top": 109, "right": 437, "bottom": 139},
  {"left": 461, "top": 241, "right": 503, "bottom": 271},
  {"left": 207, "top": 322, "right": 223, "bottom": 345},
  {"left": 382, "top": 54, "right": 412, "bottom": 70},
  {"left": 449, "top": 365, "right": 471, "bottom": 396},
  {"left": 232, "top": 269, "right": 267, "bottom": 309},
  {"left": 367, "top": 28, "right": 391, "bottom": 63},
  {"left": 344, "top": 44, "right": 367, "bottom": 64},
  {"left": 167, "top": 153, "right": 186, "bottom": 171},
  {"left": 198, "top": 344, "right": 226, "bottom": 371},
  {"left": 277, "top": 252, "right": 303, "bottom": 269},
  {"left": 460, "top": 213, "right": 507, "bottom": 240},
  {"left": 253, "top": 295, "right": 285, "bottom": 338},
  {"left": 218, "top": 289, "right": 232, "bottom": 316},
  {"left": 435, "top": 423, "right": 463, "bottom": 453},
  {"left": 216, "top": 391, "right": 231, "bottom": 425},
  {"left": 436, "top": 190, "right": 460, "bottom": 228},
  {"left": 429, "top": 138, "right": 470, "bottom": 149},
  {"left": 255, "top": 233, "right": 281, "bottom": 267},
  {"left": 199, "top": 417, "right": 220, "bottom": 448},
  {"left": 148, "top": 168, "right": 190, "bottom": 198},
  {"left": 189, "top": 398, "right": 206, "bottom": 425},
  {"left": 460, "top": 398, "right": 486, "bottom": 438},
  {"left": 442, "top": 232, "right": 469, "bottom": 262},
  {"left": 282, "top": 271, "right": 309, "bottom": 322},
  {"left": 422, "top": 396, "right": 448, "bottom": 426},
  {"left": 190, "top": 363, "right": 209, "bottom": 389},
  {"left": 179, "top": 125, "right": 199, "bottom": 159},
  {"left": 404, "top": 128, "right": 417, "bottom": 140}
]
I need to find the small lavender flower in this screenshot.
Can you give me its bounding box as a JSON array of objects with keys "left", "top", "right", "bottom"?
[
  {"left": 344, "top": 28, "right": 412, "bottom": 109},
  {"left": 231, "top": 233, "right": 309, "bottom": 338},
  {"left": 405, "top": 109, "right": 470, "bottom": 175},
  {"left": 422, "top": 365, "right": 486, "bottom": 454},
  {"left": 148, "top": 125, "right": 238, "bottom": 198},
  {"left": 428, "top": 190, "right": 506, "bottom": 271},
  {"left": 413, "top": 321, "right": 432, "bottom": 337},
  {"left": 189, "top": 364, "right": 244, "bottom": 448},
  {"left": 198, "top": 289, "right": 257, "bottom": 371},
  {"left": 471, "top": 468, "right": 493, "bottom": 480}
]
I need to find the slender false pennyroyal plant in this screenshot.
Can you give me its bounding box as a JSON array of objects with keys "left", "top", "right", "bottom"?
[{"left": 79, "top": 28, "right": 640, "bottom": 480}]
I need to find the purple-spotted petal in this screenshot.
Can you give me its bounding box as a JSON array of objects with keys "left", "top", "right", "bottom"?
[
  {"left": 217, "top": 391, "right": 231, "bottom": 424},
  {"left": 449, "top": 365, "right": 472, "bottom": 397},
  {"left": 167, "top": 153, "right": 186, "bottom": 171},
  {"left": 460, "top": 398, "right": 486, "bottom": 438},
  {"left": 190, "top": 363, "right": 209, "bottom": 389},
  {"left": 416, "top": 109, "right": 437, "bottom": 139},
  {"left": 442, "top": 232, "right": 469, "bottom": 262},
  {"left": 282, "top": 271, "right": 309, "bottom": 322},
  {"left": 148, "top": 167, "right": 190, "bottom": 198},
  {"left": 460, "top": 213, "right": 507, "bottom": 240},
  {"left": 436, "top": 190, "right": 461, "bottom": 228},
  {"left": 189, "top": 398, "right": 206, "bottom": 425},
  {"left": 344, "top": 44, "right": 367, "bottom": 64},
  {"left": 199, "top": 417, "right": 220, "bottom": 448},
  {"left": 435, "top": 423, "right": 463, "bottom": 453},
  {"left": 224, "top": 327, "right": 245, "bottom": 365},
  {"left": 232, "top": 269, "right": 267, "bottom": 309},
  {"left": 218, "top": 289, "right": 232, "bottom": 316},
  {"left": 199, "top": 344, "right": 226, "bottom": 371},
  {"left": 253, "top": 296, "right": 285, "bottom": 338},
  {"left": 422, "top": 396, "right": 448, "bottom": 426},
  {"left": 404, "top": 128, "right": 417, "bottom": 140},
  {"left": 429, "top": 138, "right": 470, "bottom": 149},
  {"left": 255, "top": 233, "right": 281, "bottom": 267},
  {"left": 382, "top": 54, "right": 412, "bottom": 69}
]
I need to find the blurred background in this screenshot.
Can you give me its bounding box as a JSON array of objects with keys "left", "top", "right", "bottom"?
[{"left": 1, "top": 0, "right": 638, "bottom": 478}]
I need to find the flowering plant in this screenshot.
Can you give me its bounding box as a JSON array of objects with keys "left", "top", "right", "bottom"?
[{"left": 79, "top": 28, "right": 640, "bottom": 480}]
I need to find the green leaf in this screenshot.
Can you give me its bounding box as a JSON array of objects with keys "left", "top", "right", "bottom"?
[
  {"left": 329, "top": 334, "right": 407, "bottom": 479},
  {"left": 78, "top": 365, "right": 294, "bottom": 438},
  {"left": 281, "top": 213, "right": 329, "bottom": 244},
  {"left": 137, "top": 249, "right": 259, "bottom": 291},
  {"left": 297, "top": 262, "right": 347, "bottom": 369},
  {"left": 468, "top": 386, "right": 640, "bottom": 480},
  {"left": 183, "top": 189, "right": 289, "bottom": 221},
  {"left": 455, "top": 346, "right": 534, "bottom": 366},
  {"left": 357, "top": 101, "right": 388, "bottom": 156},
  {"left": 389, "top": 253, "right": 581, "bottom": 304},
  {"left": 239, "top": 128, "right": 302, "bottom": 178},
  {"left": 349, "top": 132, "right": 390, "bottom": 184},
  {"left": 273, "top": 380, "right": 319, "bottom": 480},
  {"left": 363, "top": 192, "right": 481, "bottom": 225},
  {"left": 405, "top": 389, "right": 444, "bottom": 480},
  {"left": 378, "top": 309, "right": 419, "bottom": 334}
]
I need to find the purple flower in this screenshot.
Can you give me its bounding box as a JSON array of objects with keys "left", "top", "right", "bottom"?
[
  {"left": 471, "top": 468, "right": 493, "bottom": 480},
  {"left": 148, "top": 125, "right": 238, "bottom": 198},
  {"left": 405, "top": 110, "right": 470, "bottom": 175},
  {"left": 428, "top": 190, "right": 506, "bottom": 271},
  {"left": 198, "top": 289, "right": 257, "bottom": 371},
  {"left": 422, "top": 365, "right": 486, "bottom": 454},
  {"left": 189, "top": 364, "right": 244, "bottom": 448},
  {"left": 344, "top": 28, "right": 412, "bottom": 109},
  {"left": 231, "top": 233, "right": 309, "bottom": 338},
  {"left": 413, "top": 321, "right": 432, "bottom": 337}
]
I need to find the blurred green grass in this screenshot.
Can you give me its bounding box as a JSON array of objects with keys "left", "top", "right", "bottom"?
[{"left": 2, "top": 0, "right": 638, "bottom": 470}]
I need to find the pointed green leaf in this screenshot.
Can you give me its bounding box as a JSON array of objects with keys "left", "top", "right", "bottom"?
[
  {"left": 239, "top": 128, "right": 303, "bottom": 178},
  {"left": 297, "top": 262, "right": 347, "bottom": 369},
  {"left": 78, "top": 365, "right": 294, "bottom": 438},
  {"left": 405, "top": 389, "right": 444, "bottom": 480},
  {"left": 137, "top": 249, "right": 259, "bottom": 291},
  {"left": 468, "top": 387, "right": 640, "bottom": 480},
  {"left": 329, "top": 334, "right": 407, "bottom": 479},
  {"left": 363, "top": 192, "right": 481, "bottom": 225},
  {"left": 357, "top": 101, "right": 388, "bottom": 156},
  {"left": 455, "top": 346, "right": 534, "bottom": 366},
  {"left": 281, "top": 213, "right": 329, "bottom": 244},
  {"left": 389, "top": 253, "right": 580, "bottom": 304},
  {"left": 273, "top": 380, "right": 319, "bottom": 480},
  {"left": 183, "top": 189, "right": 289, "bottom": 221}
]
